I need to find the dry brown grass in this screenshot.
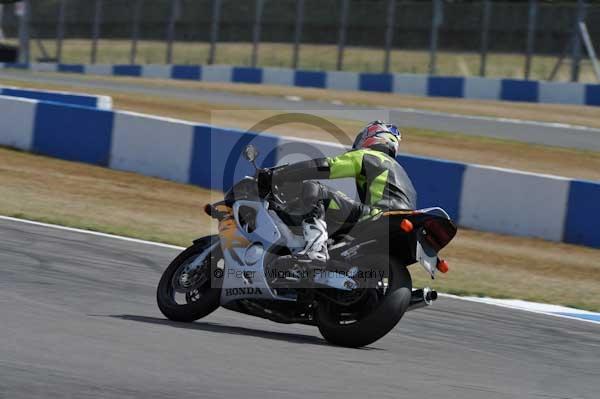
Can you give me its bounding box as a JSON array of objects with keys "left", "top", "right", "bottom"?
[
  {"left": 52, "top": 90, "right": 600, "bottom": 179},
  {"left": 1, "top": 146, "right": 599, "bottom": 311},
  {"left": 0, "top": 147, "right": 217, "bottom": 245},
  {"left": 9, "top": 39, "right": 600, "bottom": 83},
  {"left": 8, "top": 70, "right": 600, "bottom": 129},
  {"left": 3, "top": 74, "right": 599, "bottom": 180}
]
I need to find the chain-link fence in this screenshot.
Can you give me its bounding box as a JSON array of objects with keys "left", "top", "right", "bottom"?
[{"left": 1, "top": 0, "right": 599, "bottom": 82}]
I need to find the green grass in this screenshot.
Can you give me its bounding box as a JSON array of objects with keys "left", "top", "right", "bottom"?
[{"left": 8, "top": 38, "right": 600, "bottom": 83}]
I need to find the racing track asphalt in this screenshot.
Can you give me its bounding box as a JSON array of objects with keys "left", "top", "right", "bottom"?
[
  {"left": 1, "top": 69, "right": 600, "bottom": 151},
  {"left": 1, "top": 217, "right": 598, "bottom": 399}
]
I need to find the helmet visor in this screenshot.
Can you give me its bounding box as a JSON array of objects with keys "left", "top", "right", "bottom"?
[{"left": 385, "top": 124, "right": 401, "bottom": 140}]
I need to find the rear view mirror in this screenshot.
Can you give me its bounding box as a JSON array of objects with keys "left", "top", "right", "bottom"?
[{"left": 243, "top": 145, "right": 259, "bottom": 163}]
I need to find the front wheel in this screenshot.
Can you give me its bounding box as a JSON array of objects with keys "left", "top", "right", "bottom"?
[
  {"left": 157, "top": 236, "right": 224, "bottom": 322},
  {"left": 316, "top": 255, "right": 412, "bottom": 348}
]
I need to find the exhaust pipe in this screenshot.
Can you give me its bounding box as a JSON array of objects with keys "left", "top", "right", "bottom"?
[{"left": 406, "top": 287, "right": 437, "bottom": 312}]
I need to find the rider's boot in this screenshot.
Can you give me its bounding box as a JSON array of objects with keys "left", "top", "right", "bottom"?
[
  {"left": 295, "top": 216, "right": 329, "bottom": 264},
  {"left": 269, "top": 216, "right": 329, "bottom": 286},
  {"left": 271, "top": 200, "right": 329, "bottom": 287}
]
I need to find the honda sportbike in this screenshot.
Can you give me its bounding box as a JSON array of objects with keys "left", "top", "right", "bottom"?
[{"left": 157, "top": 145, "right": 457, "bottom": 347}]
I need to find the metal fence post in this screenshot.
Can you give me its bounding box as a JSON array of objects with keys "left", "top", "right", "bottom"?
[
  {"left": 0, "top": 5, "right": 4, "bottom": 41},
  {"left": 429, "top": 0, "right": 442, "bottom": 75},
  {"left": 208, "top": 0, "right": 221, "bottom": 65},
  {"left": 292, "top": 0, "right": 304, "bottom": 69},
  {"left": 251, "top": 0, "right": 264, "bottom": 68},
  {"left": 336, "top": 0, "right": 349, "bottom": 71},
  {"left": 579, "top": 22, "right": 600, "bottom": 81},
  {"left": 524, "top": 0, "right": 537, "bottom": 80},
  {"left": 570, "top": 0, "right": 586, "bottom": 82},
  {"left": 165, "top": 0, "right": 180, "bottom": 64},
  {"left": 90, "top": 0, "right": 102, "bottom": 64},
  {"left": 383, "top": 0, "right": 396, "bottom": 74},
  {"left": 56, "top": 0, "right": 66, "bottom": 63},
  {"left": 18, "top": 0, "right": 31, "bottom": 64},
  {"left": 130, "top": 0, "right": 143, "bottom": 65},
  {"left": 479, "top": 0, "right": 492, "bottom": 77}
]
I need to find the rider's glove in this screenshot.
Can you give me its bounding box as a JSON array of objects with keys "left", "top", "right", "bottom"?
[{"left": 257, "top": 169, "right": 273, "bottom": 198}]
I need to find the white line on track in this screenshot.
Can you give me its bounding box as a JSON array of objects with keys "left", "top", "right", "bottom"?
[
  {"left": 439, "top": 294, "right": 600, "bottom": 326},
  {"left": 0, "top": 215, "right": 185, "bottom": 250},
  {"left": 2, "top": 215, "right": 598, "bottom": 326}
]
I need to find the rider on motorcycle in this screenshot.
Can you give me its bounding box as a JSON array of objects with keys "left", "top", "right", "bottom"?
[{"left": 258, "top": 120, "right": 417, "bottom": 264}]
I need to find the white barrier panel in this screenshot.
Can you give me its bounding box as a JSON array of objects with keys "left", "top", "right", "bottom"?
[
  {"left": 393, "top": 74, "right": 428, "bottom": 96},
  {"left": 262, "top": 67, "right": 295, "bottom": 87},
  {"left": 142, "top": 64, "right": 173, "bottom": 79},
  {"left": 30, "top": 63, "right": 58, "bottom": 73},
  {"left": 201, "top": 65, "right": 233, "bottom": 82},
  {"left": 109, "top": 111, "right": 195, "bottom": 183},
  {"left": 0, "top": 95, "right": 36, "bottom": 150},
  {"left": 464, "top": 77, "right": 502, "bottom": 100},
  {"left": 459, "top": 165, "right": 571, "bottom": 241},
  {"left": 326, "top": 71, "right": 359, "bottom": 91},
  {"left": 84, "top": 64, "right": 113, "bottom": 76},
  {"left": 538, "top": 82, "right": 586, "bottom": 105},
  {"left": 96, "top": 96, "right": 113, "bottom": 110}
]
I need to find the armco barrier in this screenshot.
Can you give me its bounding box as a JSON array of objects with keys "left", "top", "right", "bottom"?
[
  {"left": 0, "top": 85, "right": 112, "bottom": 109},
  {"left": 0, "top": 94, "right": 597, "bottom": 248},
  {"left": 2, "top": 62, "right": 599, "bottom": 108}
]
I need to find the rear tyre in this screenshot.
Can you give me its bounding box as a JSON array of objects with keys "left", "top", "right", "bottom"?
[
  {"left": 316, "top": 256, "right": 412, "bottom": 348},
  {"left": 157, "top": 236, "right": 223, "bottom": 322}
]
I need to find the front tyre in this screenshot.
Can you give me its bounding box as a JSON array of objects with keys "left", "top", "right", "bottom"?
[
  {"left": 157, "top": 236, "right": 223, "bottom": 322},
  {"left": 316, "top": 255, "right": 412, "bottom": 348}
]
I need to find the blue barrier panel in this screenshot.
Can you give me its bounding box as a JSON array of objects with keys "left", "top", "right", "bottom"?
[
  {"left": 58, "top": 64, "right": 84, "bottom": 73},
  {"left": 189, "top": 126, "right": 278, "bottom": 191},
  {"left": 294, "top": 70, "right": 326, "bottom": 88},
  {"left": 563, "top": 180, "right": 600, "bottom": 248},
  {"left": 397, "top": 155, "right": 465, "bottom": 221},
  {"left": 359, "top": 73, "right": 393, "bottom": 92},
  {"left": 500, "top": 79, "right": 539, "bottom": 102},
  {"left": 427, "top": 76, "right": 465, "bottom": 98},
  {"left": 5, "top": 63, "right": 29, "bottom": 69},
  {"left": 189, "top": 126, "right": 212, "bottom": 188},
  {"left": 585, "top": 84, "right": 600, "bottom": 106},
  {"left": 32, "top": 103, "right": 114, "bottom": 166},
  {"left": 2, "top": 88, "right": 97, "bottom": 108},
  {"left": 232, "top": 67, "right": 263, "bottom": 84},
  {"left": 113, "top": 65, "right": 142, "bottom": 77},
  {"left": 171, "top": 65, "right": 201, "bottom": 80}
]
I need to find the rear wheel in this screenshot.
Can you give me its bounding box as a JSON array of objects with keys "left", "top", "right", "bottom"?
[
  {"left": 316, "top": 255, "right": 412, "bottom": 348},
  {"left": 157, "top": 236, "right": 224, "bottom": 322}
]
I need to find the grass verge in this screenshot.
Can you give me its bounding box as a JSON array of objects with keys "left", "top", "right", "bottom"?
[
  {"left": 1, "top": 146, "right": 599, "bottom": 311},
  {"left": 6, "top": 39, "right": 600, "bottom": 83},
  {"left": 4, "top": 70, "right": 600, "bottom": 130},
  {"left": 1, "top": 75, "right": 599, "bottom": 180}
]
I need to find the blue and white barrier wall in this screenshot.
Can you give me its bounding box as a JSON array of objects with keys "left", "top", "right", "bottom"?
[
  {"left": 2, "top": 62, "right": 599, "bottom": 108},
  {"left": 0, "top": 94, "right": 598, "bottom": 249},
  {"left": 0, "top": 85, "right": 112, "bottom": 109}
]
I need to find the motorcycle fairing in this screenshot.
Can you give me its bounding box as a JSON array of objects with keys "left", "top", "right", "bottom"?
[{"left": 219, "top": 200, "right": 286, "bottom": 305}]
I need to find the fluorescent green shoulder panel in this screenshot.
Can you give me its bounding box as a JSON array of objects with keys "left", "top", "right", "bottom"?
[
  {"left": 327, "top": 150, "right": 365, "bottom": 179},
  {"left": 363, "top": 148, "right": 394, "bottom": 164},
  {"left": 369, "top": 169, "right": 389, "bottom": 205}
]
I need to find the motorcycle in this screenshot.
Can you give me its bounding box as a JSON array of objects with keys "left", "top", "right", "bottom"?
[{"left": 157, "top": 145, "right": 457, "bottom": 348}]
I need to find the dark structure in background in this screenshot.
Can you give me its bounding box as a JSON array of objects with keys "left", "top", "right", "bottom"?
[
  {"left": 0, "top": 0, "right": 18, "bottom": 62},
  {"left": 0, "top": 0, "right": 596, "bottom": 54},
  {"left": 0, "top": 1, "right": 598, "bottom": 81}
]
